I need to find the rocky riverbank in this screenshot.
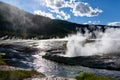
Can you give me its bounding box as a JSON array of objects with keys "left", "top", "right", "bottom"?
[{"left": 43, "top": 52, "right": 120, "bottom": 71}]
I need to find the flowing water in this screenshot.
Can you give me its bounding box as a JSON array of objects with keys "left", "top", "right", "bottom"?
[{"left": 0, "top": 39, "right": 120, "bottom": 79}]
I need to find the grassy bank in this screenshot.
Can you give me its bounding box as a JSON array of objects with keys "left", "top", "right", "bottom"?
[
  {"left": 0, "top": 70, "right": 45, "bottom": 80},
  {"left": 0, "top": 53, "right": 6, "bottom": 65},
  {"left": 75, "top": 72, "right": 116, "bottom": 80}
]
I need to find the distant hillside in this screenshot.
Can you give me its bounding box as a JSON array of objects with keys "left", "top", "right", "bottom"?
[{"left": 0, "top": 1, "right": 117, "bottom": 39}]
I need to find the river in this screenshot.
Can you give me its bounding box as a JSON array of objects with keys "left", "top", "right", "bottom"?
[{"left": 0, "top": 39, "right": 120, "bottom": 79}]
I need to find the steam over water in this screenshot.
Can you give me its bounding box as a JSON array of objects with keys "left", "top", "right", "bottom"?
[{"left": 66, "top": 28, "right": 120, "bottom": 57}]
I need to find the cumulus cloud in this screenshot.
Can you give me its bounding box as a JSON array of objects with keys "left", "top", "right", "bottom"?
[
  {"left": 108, "top": 22, "right": 120, "bottom": 26},
  {"left": 33, "top": 0, "right": 102, "bottom": 20},
  {"left": 71, "top": 2, "right": 103, "bottom": 17},
  {"left": 45, "top": 0, "right": 67, "bottom": 9},
  {"left": 43, "top": 0, "right": 102, "bottom": 18},
  {"left": 34, "top": 10, "right": 55, "bottom": 19},
  {"left": 56, "top": 15, "right": 63, "bottom": 19},
  {"left": 50, "top": 9, "right": 70, "bottom": 20}
]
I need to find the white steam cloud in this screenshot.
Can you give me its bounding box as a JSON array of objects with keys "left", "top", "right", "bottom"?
[
  {"left": 65, "top": 28, "right": 120, "bottom": 57},
  {"left": 108, "top": 22, "right": 120, "bottom": 26}
]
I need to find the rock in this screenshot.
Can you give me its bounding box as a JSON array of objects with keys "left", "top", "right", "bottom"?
[
  {"left": 26, "top": 77, "right": 76, "bottom": 80},
  {"left": 43, "top": 53, "right": 120, "bottom": 71}
]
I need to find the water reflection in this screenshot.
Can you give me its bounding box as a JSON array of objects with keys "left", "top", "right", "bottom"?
[{"left": 0, "top": 39, "right": 120, "bottom": 79}]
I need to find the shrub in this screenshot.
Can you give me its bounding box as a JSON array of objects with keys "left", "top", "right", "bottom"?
[
  {"left": 0, "top": 70, "right": 45, "bottom": 80},
  {"left": 75, "top": 72, "right": 115, "bottom": 80}
]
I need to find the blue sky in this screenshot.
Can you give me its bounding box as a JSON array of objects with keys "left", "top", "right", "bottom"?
[{"left": 0, "top": 0, "right": 120, "bottom": 25}]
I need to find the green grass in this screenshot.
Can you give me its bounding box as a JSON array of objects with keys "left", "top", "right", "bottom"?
[
  {"left": 0, "top": 70, "right": 45, "bottom": 80},
  {"left": 75, "top": 72, "right": 116, "bottom": 80},
  {"left": 0, "top": 53, "right": 6, "bottom": 65}
]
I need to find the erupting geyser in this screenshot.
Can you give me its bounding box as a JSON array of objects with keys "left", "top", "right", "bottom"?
[{"left": 65, "top": 28, "right": 120, "bottom": 57}]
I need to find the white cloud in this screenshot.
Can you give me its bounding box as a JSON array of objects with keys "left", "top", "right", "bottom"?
[
  {"left": 45, "top": 0, "right": 67, "bottom": 9},
  {"left": 50, "top": 9, "right": 70, "bottom": 20},
  {"left": 71, "top": 2, "right": 103, "bottom": 17},
  {"left": 43, "top": 0, "right": 102, "bottom": 18},
  {"left": 34, "top": 0, "right": 102, "bottom": 20},
  {"left": 56, "top": 15, "right": 63, "bottom": 19},
  {"left": 34, "top": 10, "right": 55, "bottom": 19},
  {"left": 108, "top": 22, "right": 120, "bottom": 26}
]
